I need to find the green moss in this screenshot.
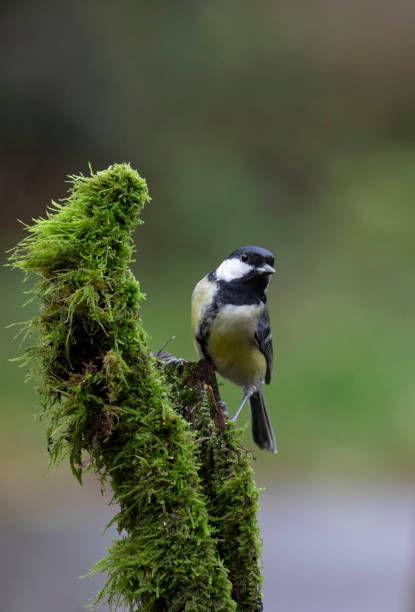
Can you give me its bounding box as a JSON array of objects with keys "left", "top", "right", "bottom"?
[
  {"left": 166, "top": 362, "right": 263, "bottom": 610},
  {"left": 9, "top": 163, "right": 262, "bottom": 611}
]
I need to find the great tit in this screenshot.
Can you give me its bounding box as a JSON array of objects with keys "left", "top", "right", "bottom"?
[{"left": 191, "top": 246, "right": 277, "bottom": 453}]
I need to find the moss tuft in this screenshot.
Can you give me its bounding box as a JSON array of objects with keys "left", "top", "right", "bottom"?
[
  {"left": 165, "top": 360, "right": 263, "bottom": 610},
  {"left": 9, "top": 163, "right": 263, "bottom": 611}
]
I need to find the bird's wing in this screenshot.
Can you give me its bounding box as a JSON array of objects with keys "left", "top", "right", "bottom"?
[{"left": 254, "top": 306, "right": 273, "bottom": 384}]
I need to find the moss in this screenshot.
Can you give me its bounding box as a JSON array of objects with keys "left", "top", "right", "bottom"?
[
  {"left": 9, "top": 163, "right": 262, "bottom": 611},
  {"left": 165, "top": 361, "right": 263, "bottom": 611}
]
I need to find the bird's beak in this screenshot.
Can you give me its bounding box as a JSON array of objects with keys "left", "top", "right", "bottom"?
[{"left": 257, "top": 263, "right": 276, "bottom": 275}]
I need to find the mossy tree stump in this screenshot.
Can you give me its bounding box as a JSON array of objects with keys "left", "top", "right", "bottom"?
[{"left": 10, "top": 164, "right": 263, "bottom": 611}]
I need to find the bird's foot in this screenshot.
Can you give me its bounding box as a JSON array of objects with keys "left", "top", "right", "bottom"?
[
  {"left": 216, "top": 400, "right": 229, "bottom": 418},
  {"left": 161, "top": 355, "right": 185, "bottom": 374}
]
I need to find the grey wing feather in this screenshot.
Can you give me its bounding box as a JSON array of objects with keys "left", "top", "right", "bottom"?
[{"left": 255, "top": 306, "right": 273, "bottom": 384}]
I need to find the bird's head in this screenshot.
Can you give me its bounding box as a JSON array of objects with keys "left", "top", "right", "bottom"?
[{"left": 212, "top": 246, "right": 275, "bottom": 281}]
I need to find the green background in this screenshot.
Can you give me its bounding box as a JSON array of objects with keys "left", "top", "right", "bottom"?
[{"left": 1, "top": 2, "right": 414, "bottom": 610}]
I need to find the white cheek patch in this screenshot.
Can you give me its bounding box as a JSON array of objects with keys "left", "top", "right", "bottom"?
[{"left": 215, "top": 258, "right": 253, "bottom": 282}]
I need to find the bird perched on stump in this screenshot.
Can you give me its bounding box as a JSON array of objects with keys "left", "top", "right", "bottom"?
[{"left": 191, "top": 246, "right": 277, "bottom": 453}]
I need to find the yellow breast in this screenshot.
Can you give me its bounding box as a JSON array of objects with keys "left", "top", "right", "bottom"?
[{"left": 207, "top": 303, "right": 266, "bottom": 388}]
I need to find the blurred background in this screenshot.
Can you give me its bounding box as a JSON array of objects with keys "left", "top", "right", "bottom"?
[{"left": 1, "top": 1, "right": 414, "bottom": 610}]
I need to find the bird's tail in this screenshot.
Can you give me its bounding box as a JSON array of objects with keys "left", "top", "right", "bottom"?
[{"left": 249, "top": 390, "right": 277, "bottom": 453}]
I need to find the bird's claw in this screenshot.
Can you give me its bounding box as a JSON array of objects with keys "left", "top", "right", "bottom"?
[
  {"left": 162, "top": 356, "right": 185, "bottom": 374},
  {"left": 216, "top": 400, "right": 229, "bottom": 418}
]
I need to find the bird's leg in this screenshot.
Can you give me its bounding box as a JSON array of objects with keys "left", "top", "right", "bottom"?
[{"left": 231, "top": 388, "right": 255, "bottom": 423}]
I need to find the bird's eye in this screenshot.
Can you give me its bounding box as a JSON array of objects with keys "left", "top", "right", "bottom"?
[{"left": 241, "top": 254, "right": 248, "bottom": 263}]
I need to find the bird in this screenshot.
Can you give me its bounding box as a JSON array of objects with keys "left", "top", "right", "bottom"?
[{"left": 191, "top": 246, "right": 277, "bottom": 453}]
